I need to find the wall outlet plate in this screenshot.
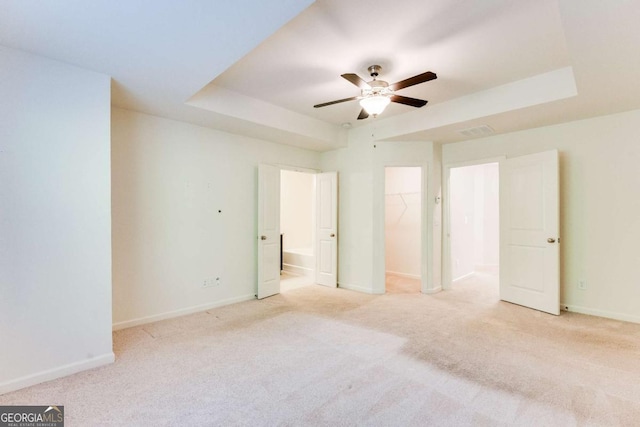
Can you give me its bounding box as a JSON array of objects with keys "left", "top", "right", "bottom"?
[
  {"left": 578, "top": 279, "right": 587, "bottom": 290},
  {"left": 203, "top": 277, "right": 221, "bottom": 288}
]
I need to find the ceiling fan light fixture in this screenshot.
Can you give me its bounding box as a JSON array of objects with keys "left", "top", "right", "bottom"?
[{"left": 359, "top": 95, "right": 390, "bottom": 117}]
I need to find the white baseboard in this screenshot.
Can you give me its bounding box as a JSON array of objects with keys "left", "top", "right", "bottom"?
[
  {"left": 423, "top": 286, "right": 442, "bottom": 294},
  {"left": 386, "top": 270, "right": 421, "bottom": 280},
  {"left": 0, "top": 352, "right": 115, "bottom": 395},
  {"left": 283, "top": 264, "right": 314, "bottom": 277},
  {"left": 112, "top": 294, "right": 255, "bottom": 331},
  {"left": 561, "top": 303, "right": 640, "bottom": 324},
  {"left": 338, "top": 282, "right": 377, "bottom": 294},
  {"left": 452, "top": 272, "right": 475, "bottom": 283}
]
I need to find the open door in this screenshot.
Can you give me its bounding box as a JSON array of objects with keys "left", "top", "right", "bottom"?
[
  {"left": 500, "top": 150, "right": 559, "bottom": 314},
  {"left": 315, "top": 172, "right": 338, "bottom": 287},
  {"left": 257, "top": 164, "right": 281, "bottom": 299}
]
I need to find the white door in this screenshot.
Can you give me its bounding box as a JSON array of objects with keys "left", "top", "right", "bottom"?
[
  {"left": 315, "top": 172, "right": 338, "bottom": 287},
  {"left": 500, "top": 150, "right": 560, "bottom": 315},
  {"left": 257, "top": 164, "right": 281, "bottom": 299}
]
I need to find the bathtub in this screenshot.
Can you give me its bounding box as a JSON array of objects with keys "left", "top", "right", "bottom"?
[{"left": 282, "top": 247, "right": 315, "bottom": 276}]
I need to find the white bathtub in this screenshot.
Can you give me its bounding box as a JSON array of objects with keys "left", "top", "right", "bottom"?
[{"left": 283, "top": 247, "right": 315, "bottom": 276}]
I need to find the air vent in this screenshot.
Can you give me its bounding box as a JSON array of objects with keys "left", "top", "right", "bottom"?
[{"left": 456, "top": 124, "right": 494, "bottom": 138}]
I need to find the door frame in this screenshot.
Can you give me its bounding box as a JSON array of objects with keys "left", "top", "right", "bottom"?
[
  {"left": 258, "top": 163, "right": 336, "bottom": 297},
  {"left": 442, "top": 156, "right": 505, "bottom": 290},
  {"left": 373, "top": 161, "right": 430, "bottom": 294}
]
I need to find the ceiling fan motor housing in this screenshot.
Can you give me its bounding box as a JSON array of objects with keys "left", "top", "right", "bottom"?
[{"left": 368, "top": 64, "right": 382, "bottom": 77}]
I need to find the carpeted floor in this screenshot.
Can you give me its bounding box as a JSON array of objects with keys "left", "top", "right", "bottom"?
[
  {"left": 385, "top": 274, "right": 421, "bottom": 294},
  {"left": 2, "top": 274, "right": 640, "bottom": 426}
]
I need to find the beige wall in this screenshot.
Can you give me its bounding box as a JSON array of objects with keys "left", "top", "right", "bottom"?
[
  {"left": 280, "top": 170, "right": 314, "bottom": 251},
  {"left": 111, "top": 108, "right": 320, "bottom": 329},
  {"left": 443, "top": 108, "right": 640, "bottom": 322}
]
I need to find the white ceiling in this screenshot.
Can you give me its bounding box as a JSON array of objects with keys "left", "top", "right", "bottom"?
[
  {"left": 2, "top": 0, "right": 640, "bottom": 151},
  {"left": 209, "top": 0, "right": 569, "bottom": 124}
]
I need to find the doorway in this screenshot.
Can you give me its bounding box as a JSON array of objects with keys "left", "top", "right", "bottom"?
[
  {"left": 280, "top": 169, "right": 316, "bottom": 292},
  {"left": 443, "top": 151, "right": 560, "bottom": 314},
  {"left": 384, "top": 166, "right": 422, "bottom": 293},
  {"left": 448, "top": 162, "right": 500, "bottom": 295},
  {"left": 257, "top": 164, "right": 338, "bottom": 299}
]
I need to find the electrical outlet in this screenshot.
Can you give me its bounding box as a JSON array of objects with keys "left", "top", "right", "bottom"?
[
  {"left": 202, "top": 277, "right": 221, "bottom": 288},
  {"left": 578, "top": 279, "right": 587, "bottom": 290}
]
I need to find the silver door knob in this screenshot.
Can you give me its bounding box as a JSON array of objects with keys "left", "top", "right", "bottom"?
[
  {"left": 330, "top": 233, "right": 335, "bottom": 237},
  {"left": 547, "top": 238, "right": 556, "bottom": 243},
  {"left": 260, "top": 236, "right": 267, "bottom": 240}
]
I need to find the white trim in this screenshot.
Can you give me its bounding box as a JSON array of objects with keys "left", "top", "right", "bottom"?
[
  {"left": 444, "top": 157, "right": 506, "bottom": 170},
  {"left": 0, "top": 352, "right": 115, "bottom": 395},
  {"left": 452, "top": 271, "right": 476, "bottom": 283},
  {"left": 561, "top": 304, "right": 640, "bottom": 324},
  {"left": 423, "top": 286, "right": 442, "bottom": 294},
  {"left": 276, "top": 164, "right": 321, "bottom": 174},
  {"left": 338, "top": 282, "right": 378, "bottom": 294},
  {"left": 386, "top": 270, "right": 421, "bottom": 280},
  {"left": 112, "top": 294, "right": 255, "bottom": 331},
  {"left": 282, "top": 264, "right": 313, "bottom": 276}
]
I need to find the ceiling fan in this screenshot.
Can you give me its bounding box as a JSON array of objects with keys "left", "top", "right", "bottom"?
[{"left": 314, "top": 65, "right": 437, "bottom": 120}]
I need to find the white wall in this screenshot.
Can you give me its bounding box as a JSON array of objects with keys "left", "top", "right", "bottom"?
[
  {"left": 475, "top": 163, "right": 499, "bottom": 267},
  {"left": 280, "top": 170, "right": 314, "bottom": 251},
  {"left": 111, "top": 108, "right": 320, "bottom": 329},
  {"left": 320, "top": 134, "right": 375, "bottom": 293},
  {"left": 450, "top": 166, "right": 477, "bottom": 279},
  {"left": 385, "top": 167, "right": 422, "bottom": 278},
  {"left": 450, "top": 163, "right": 499, "bottom": 280},
  {"left": 443, "top": 108, "right": 640, "bottom": 323},
  {"left": 0, "top": 47, "right": 113, "bottom": 394}
]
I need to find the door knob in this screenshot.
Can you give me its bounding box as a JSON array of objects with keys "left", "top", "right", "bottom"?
[
  {"left": 330, "top": 233, "right": 335, "bottom": 237},
  {"left": 547, "top": 238, "right": 556, "bottom": 243},
  {"left": 261, "top": 236, "right": 267, "bottom": 240}
]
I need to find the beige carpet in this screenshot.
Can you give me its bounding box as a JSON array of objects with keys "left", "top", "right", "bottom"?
[
  {"left": 2, "top": 274, "right": 640, "bottom": 426},
  {"left": 386, "top": 274, "right": 421, "bottom": 294}
]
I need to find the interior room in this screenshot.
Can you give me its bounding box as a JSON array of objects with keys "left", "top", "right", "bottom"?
[
  {"left": 449, "top": 163, "right": 499, "bottom": 296},
  {"left": 3, "top": 0, "right": 640, "bottom": 424},
  {"left": 280, "top": 169, "right": 316, "bottom": 291},
  {"left": 384, "top": 166, "right": 423, "bottom": 293}
]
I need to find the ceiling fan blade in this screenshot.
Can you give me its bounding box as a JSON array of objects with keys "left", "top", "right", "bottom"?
[
  {"left": 389, "top": 71, "right": 437, "bottom": 91},
  {"left": 314, "top": 96, "right": 359, "bottom": 108},
  {"left": 357, "top": 109, "right": 369, "bottom": 120},
  {"left": 342, "top": 73, "right": 371, "bottom": 89},
  {"left": 390, "top": 95, "right": 428, "bottom": 108}
]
